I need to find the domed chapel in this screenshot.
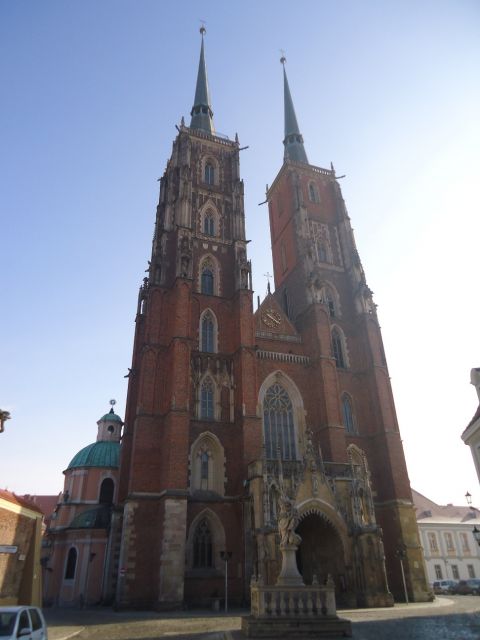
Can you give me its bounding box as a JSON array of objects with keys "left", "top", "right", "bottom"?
[{"left": 45, "top": 31, "right": 430, "bottom": 609}]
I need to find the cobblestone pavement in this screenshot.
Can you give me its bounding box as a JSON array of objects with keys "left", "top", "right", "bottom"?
[{"left": 44, "top": 596, "right": 480, "bottom": 640}]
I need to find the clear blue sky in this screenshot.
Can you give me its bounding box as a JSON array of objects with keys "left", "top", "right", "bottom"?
[{"left": 1, "top": 1, "right": 479, "bottom": 507}]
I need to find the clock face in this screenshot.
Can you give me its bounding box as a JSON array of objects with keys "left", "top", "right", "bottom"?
[{"left": 262, "top": 309, "right": 281, "bottom": 328}]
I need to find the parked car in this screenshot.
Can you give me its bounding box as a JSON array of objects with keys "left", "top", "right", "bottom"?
[
  {"left": 433, "top": 579, "right": 458, "bottom": 594},
  {"left": 450, "top": 579, "right": 480, "bottom": 595},
  {"left": 0, "top": 606, "right": 48, "bottom": 639}
]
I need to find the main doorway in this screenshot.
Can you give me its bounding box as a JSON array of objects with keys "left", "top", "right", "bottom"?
[{"left": 296, "top": 513, "right": 347, "bottom": 602}]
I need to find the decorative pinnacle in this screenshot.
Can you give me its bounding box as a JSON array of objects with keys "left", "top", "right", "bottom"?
[
  {"left": 280, "top": 49, "right": 286, "bottom": 65},
  {"left": 200, "top": 20, "right": 206, "bottom": 36}
]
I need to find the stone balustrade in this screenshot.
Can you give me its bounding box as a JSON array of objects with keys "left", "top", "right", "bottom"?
[{"left": 250, "top": 579, "right": 336, "bottom": 619}]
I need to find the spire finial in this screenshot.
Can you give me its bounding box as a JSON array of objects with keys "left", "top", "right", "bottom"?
[
  {"left": 281, "top": 58, "right": 308, "bottom": 165},
  {"left": 280, "top": 49, "right": 286, "bottom": 65},
  {"left": 190, "top": 24, "right": 215, "bottom": 134}
]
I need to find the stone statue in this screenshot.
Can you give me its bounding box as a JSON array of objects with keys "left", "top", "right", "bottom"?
[{"left": 278, "top": 495, "right": 301, "bottom": 547}]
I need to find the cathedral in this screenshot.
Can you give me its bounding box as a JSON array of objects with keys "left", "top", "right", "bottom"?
[{"left": 45, "top": 30, "right": 430, "bottom": 610}]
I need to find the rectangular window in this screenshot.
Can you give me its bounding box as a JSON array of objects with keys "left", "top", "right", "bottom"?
[
  {"left": 468, "top": 564, "right": 475, "bottom": 578},
  {"left": 444, "top": 532, "right": 455, "bottom": 553},
  {"left": 451, "top": 564, "right": 459, "bottom": 580},
  {"left": 434, "top": 564, "right": 443, "bottom": 579},
  {"left": 428, "top": 532, "right": 439, "bottom": 553},
  {"left": 460, "top": 532, "right": 470, "bottom": 554}
]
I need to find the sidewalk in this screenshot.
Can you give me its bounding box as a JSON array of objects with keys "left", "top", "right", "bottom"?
[{"left": 44, "top": 596, "right": 469, "bottom": 640}]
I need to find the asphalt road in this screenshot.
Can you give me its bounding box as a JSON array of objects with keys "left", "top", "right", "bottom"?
[{"left": 45, "top": 595, "right": 480, "bottom": 640}]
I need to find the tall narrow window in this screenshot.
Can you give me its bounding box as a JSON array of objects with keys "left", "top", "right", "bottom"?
[
  {"left": 263, "top": 383, "right": 296, "bottom": 460},
  {"left": 204, "top": 212, "right": 215, "bottom": 236},
  {"left": 193, "top": 519, "right": 213, "bottom": 568},
  {"left": 460, "top": 532, "right": 470, "bottom": 553},
  {"left": 64, "top": 547, "right": 77, "bottom": 580},
  {"left": 342, "top": 394, "right": 355, "bottom": 433},
  {"left": 451, "top": 564, "right": 459, "bottom": 580},
  {"left": 332, "top": 329, "right": 346, "bottom": 368},
  {"left": 201, "top": 378, "right": 214, "bottom": 419},
  {"left": 201, "top": 312, "right": 215, "bottom": 352},
  {"left": 444, "top": 532, "right": 455, "bottom": 552},
  {"left": 99, "top": 478, "right": 114, "bottom": 504},
  {"left": 468, "top": 564, "right": 475, "bottom": 578},
  {"left": 201, "top": 267, "right": 214, "bottom": 295},
  {"left": 283, "top": 289, "right": 290, "bottom": 318},
  {"left": 325, "top": 290, "right": 336, "bottom": 317},
  {"left": 200, "top": 451, "right": 209, "bottom": 489},
  {"left": 428, "top": 532, "right": 439, "bottom": 553},
  {"left": 434, "top": 564, "right": 443, "bottom": 579},
  {"left": 308, "top": 182, "right": 318, "bottom": 203},
  {"left": 204, "top": 163, "right": 214, "bottom": 185}
]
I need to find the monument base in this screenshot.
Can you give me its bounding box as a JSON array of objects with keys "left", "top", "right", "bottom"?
[{"left": 242, "top": 615, "right": 352, "bottom": 638}]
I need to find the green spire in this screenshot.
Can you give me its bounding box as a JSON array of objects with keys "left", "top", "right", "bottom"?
[
  {"left": 281, "top": 57, "right": 308, "bottom": 164},
  {"left": 190, "top": 27, "right": 215, "bottom": 134}
]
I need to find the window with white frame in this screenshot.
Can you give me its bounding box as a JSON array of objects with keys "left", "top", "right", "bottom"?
[
  {"left": 434, "top": 564, "right": 443, "bottom": 579},
  {"left": 460, "top": 532, "right": 471, "bottom": 554},
  {"left": 468, "top": 564, "right": 476, "bottom": 578},
  {"left": 428, "top": 532, "right": 439, "bottom": 553},
  {"left": 444, "top": 532, "right": 455, "bottom": 553},
  {"left": 451, "top": 564, "right": 459, "bottom": 580}
]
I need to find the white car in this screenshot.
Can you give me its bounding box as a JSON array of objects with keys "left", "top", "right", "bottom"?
[{"left": 0, "top": 606, "right": 48, "bottom": 639}]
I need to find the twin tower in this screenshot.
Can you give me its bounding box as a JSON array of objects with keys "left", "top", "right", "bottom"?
[{"left": 113, "top": 30, "right": 430, "bottom": 608}]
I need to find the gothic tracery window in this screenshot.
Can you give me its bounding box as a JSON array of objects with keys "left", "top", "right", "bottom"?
[
  {"left": 193, "top": 519, "right": 213, "bottom": 568},
  {"left": 332, "top": 328, "right": 346, "bottom": 368},
  {"left": 263, "top": 383, "right": 296, "bottom": 460},
  {"left": 201, "top": 377, "right": 215, "bottom": 419},
  {"left": 342, "top": 394, "right": 355, "bottom": 433},
  {"left": 201, "top": 311, "right": 215, "bottom": 352},
  {"left": 204, "top": 163, "right": 214, "bottom": 185},
  {"left": 204, "top": 211, "right": 215, "bottom": 236},
  {"left": 201, "top": 265, "right": 214, "bottom": 295}
]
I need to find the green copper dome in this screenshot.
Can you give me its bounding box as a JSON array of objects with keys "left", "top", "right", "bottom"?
[
  {"left": 99, "top": 410, "right": 123, "bottom": 423},
  {"left": 68, "top": 505, "right": 112, "bottom": 529},
  {"left": 67, "top": 441, "right": 120, "bottom": 470}
]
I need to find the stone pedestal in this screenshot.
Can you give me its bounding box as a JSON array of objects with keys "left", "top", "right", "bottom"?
[{"left": 276, "top": 543, "right": 304, "bottom": 586}]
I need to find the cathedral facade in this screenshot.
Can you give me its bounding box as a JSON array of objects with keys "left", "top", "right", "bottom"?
[{"left": 112, "top": 32, "right": 430, "bottom": 610}]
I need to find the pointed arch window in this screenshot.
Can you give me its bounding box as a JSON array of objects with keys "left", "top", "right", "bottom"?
[
  {"left": 263, "top": 383, "right": 296, "bottom": 460},
  {"left": 201, "top": 266, "right": 214, "bottom": 295},
  {"left": 64, "top": 547, "right": 77, "bottom": 580},
  {"left": 201, "top": 311, "right": 215, "bottom": 352},
  {"left": 308, "top": 182, "right": 319, "bottom": 203},
  {"left": 342, "top": 394, "right": 355, "bottom": 434},
  {"left": 201, "top": 377, "right": 215, "bottom": 419},
  {"left": 204, "top": 163, "right": 214, "bottom": 185},
  {"left": 332, "top": 329, "right": 346, "bottom": 369},
  {"left": 325, "top": 289, "right": 336, "bottom": 318},
  {"left": 203, "top": 211, "right": 215, "bottom": 236},
  {"left": 193, "top": 518, "right": 213, "bottom": 568}
]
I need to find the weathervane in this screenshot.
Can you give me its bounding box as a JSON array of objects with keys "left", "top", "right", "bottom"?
[
  {"left": 280, "top": 49, "right": 287, "bottom": 65},
  {"left": 109, "top": 399, "right": 116, "bottom": 408},
  {"left": 200, "top": 20, "right": 207, "bottom": 35}
]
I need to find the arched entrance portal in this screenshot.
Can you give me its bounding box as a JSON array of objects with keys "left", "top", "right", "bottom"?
[{"left": 296, "top": 513, "right": 348, "bottom": 604}]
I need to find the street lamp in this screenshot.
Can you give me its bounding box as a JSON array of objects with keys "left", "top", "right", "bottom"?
[
  {"left": 395, "top": 548, "right": 409, "bottom": 604},
  {"left": 220, "top": 551, "right": 232, "bottom": 613},
  {"left": 466, "top": 491, "right": 472, "bottom": 506},
  {"left": 472, "top": 526, "right": 480, "bottom": 547}
]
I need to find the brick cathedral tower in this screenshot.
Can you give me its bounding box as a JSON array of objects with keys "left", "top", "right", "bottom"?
[{"left": 113, "top": 36, "right": 429, "bottom": 610}]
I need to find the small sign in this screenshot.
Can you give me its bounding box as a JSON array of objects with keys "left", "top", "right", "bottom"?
[{"left": 0, "top": 545, "right": 18, "bottom": 554}]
